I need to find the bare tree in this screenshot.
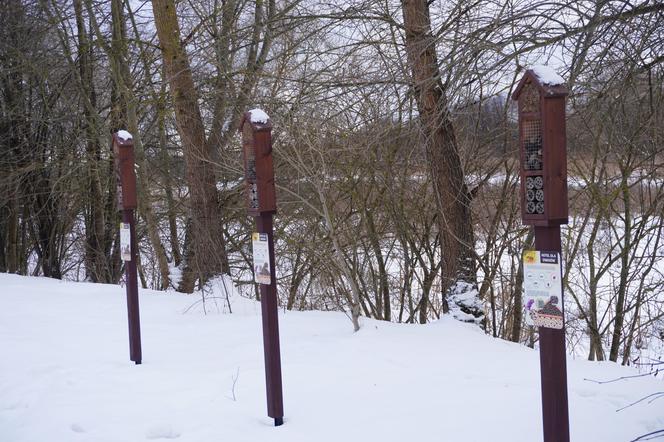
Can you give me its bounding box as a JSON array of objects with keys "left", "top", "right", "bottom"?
[{"left": 401, "top": 0, "right": 483, "bottom": 322}]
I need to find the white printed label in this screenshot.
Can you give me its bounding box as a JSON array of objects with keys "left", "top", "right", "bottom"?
[
  {"left": 252, "top": 233, "right": 271, "bottom": 284},
  {"left": 120, "top": 223, "right": 131, "bottom": 261}
]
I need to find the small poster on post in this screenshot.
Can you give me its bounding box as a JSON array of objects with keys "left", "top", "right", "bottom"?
[
  {"left": 252, "top": 233, "right": 271, "bottom": 285},
  {"left": 523, "top": 250, "right": 564, "bottom": 329},
  {"left": 120, "top": 223, "right": 131, "bottom": 261}
]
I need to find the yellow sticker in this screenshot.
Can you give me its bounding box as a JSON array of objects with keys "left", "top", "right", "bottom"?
[{"left": 523, "top": 250, "right": 537, "bottom": 264}]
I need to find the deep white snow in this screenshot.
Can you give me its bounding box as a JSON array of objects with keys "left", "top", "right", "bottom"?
[
  {"left": 249, "top": 108, "right": 270, "bottom": 124},
  {"left": 531, "top": 65, "right": 565, "bottom": 85},
  {"left": 117, "top": 130, "right": 133, "bottom": 141},
  {"left": 0, "top": 273, "right": 662, "bottom": 442}
]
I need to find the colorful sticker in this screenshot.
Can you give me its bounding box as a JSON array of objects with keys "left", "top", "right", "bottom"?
[
  {"left": 523, "top": 250, "right": 563, "bottom": 329},
  {"left": 252, "top": 233, "right": 271, "bottom": 285}
]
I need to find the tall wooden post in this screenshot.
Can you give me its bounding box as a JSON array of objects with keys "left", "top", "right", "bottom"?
[
  {"left": 256, "top": 214, "right": 284, "bottom": 424},
  {"left": 513, "top": 67, "right": 570, "bottom": 442},
  {"left": 239, "top": 109, "right": 284, "bottom": 426},
  {"left": 112, "top": 131, "right": 142, "bottom": 365},
  {"left": 534, "top": 226, "right": 569, "bottom": 442}
]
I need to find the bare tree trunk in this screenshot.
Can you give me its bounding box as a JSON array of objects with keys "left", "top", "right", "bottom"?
[
  {"left": 609, "top": 176, "right": 632, "bottom": 361},
  {"left": 286, "top": 248, "right": 303, "bottom": 310},
  {"left": 6, "top": 191, "right": 19, "bottom": 273},
  {"left": 622, "top": 220, "right": 662, "bottom": 365},
  {"left": 18, "top": 204, "right": 29, "bottom": 274},
  {"left": 510, "top": 230, "right": 534, "bottom": 342},
  {"left": 152, "top": 0, "right": 229, "bottom": 292},
  {"left": 401, "top": 0, "right": 482, "bottom": 321},
  {"left": 74, "top": 0, "right": 108, "bottom": 283},
  {"left": 179, "top": 219, "right": 197, "bottom": 292},
  {"left": 0, "top": 204, "right": 7, "bottom": 272},
  {"left": 286, "top": 245, "right": 316, "bottom": 311},
  {"left": 586, "top": 217, "right": 605, "bottom": 361},
  {"left": 365, "top": 208, "right": 391, "bottom": 321},
  {"left": 418, "top": 273, "right": 435, "bottom": 324},
  {"left": 104, "top": 0, "right": 171, "bottom": 289},
  {"left": 157, "top": 90, "right": 182, "bottom": 267},
  {"left": 397, "top": 237, "right": 413, "bottom": 323},
  {"left": 318, "top": 188, "right": 361, "bottom": 331}
]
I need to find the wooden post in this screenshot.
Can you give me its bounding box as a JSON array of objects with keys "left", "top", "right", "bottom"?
[
  {"left": 534, "top": 226, "right": 569, "bottom": 442},
  {"left": 256, "top": 213, "right": 284, "bottom": 424},
  {"left": 239, "top": 110, "right": 284, "bottom": 426},
  {"left": 112, "top": 131, "right": 142, "bottom": 365},
  {"left": 513, "top": 67, "right": 570, "bottom": 442}
]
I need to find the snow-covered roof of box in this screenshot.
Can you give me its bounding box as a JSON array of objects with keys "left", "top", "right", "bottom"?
[
  {"left": 249, "top": 108, "right": 269, "bottom": 124},
  {"left": 512, "top": 66, "right": 568, "bottom": 100},
  {"left": 530, "top": 65, "right": 565, "bottom": 86},
  {"left": 117, "top": 130, "right": 133, "bottom": 141},
  {"left": 239, "top": 108, "right": 272, "bottom": 132}
]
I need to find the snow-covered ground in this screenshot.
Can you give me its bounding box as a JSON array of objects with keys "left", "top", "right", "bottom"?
[{"left": 0, "top": 274, "right": 662, "bottom": 442}]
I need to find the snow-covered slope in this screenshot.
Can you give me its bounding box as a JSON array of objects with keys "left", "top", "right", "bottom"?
[{"left": 0, "top": 274, "right": 661, "bottom": 442}]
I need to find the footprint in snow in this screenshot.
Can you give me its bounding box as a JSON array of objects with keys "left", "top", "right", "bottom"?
[
  {"left": 146, "top": 424, "right": 181, "bottom": 439},
  {"left": 70, "top": 423, "right": 86, "bottom": 433},
  {"left": 2, "top": 401, "right": 25, "bottom": 411}
]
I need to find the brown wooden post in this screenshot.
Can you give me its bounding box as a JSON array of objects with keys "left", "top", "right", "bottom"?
[
  {"left": 534, "top": 226, "right": 569, "bottom": 442},
  {"left": 239, "top": 110, "right": 284, "bottom": 426},
  {"left": 112, "top": 131, "right": 142, "bottom": 365},
  {"left": 513, "top": 67, "right": 570, "bottom": 442}
]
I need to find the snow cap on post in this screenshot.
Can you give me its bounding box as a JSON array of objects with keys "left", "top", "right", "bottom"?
[
  {"left": 239, "top": 109, "right": 276, "bottom": 216},
  {"left": 111, "top": 130, "right": 138, "bottom": 211},
  {"left": 116, "top": 129, "right": 133, "bottom": 141},
  {"left": 512, "top": 65, "right": 568, "bottom": 100},
  {"left": 239, "top": 108, "right": 272, "bottom": 133}
]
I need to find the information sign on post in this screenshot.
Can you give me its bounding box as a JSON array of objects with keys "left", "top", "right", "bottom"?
[
  {"left": 513, "top": 66, "right": 570, "bottom": 442},
  {"left": 120, "top": 223, "right": 132, "bottom": 262},
  {"left": 111, "top": 130, "right": 142, "bottom": 365},
  {"left": 239, "top": 109, "right": 284, "bottom": 427},
  {"left": 523, "top": 250, "right": 563, "bottom": 329},
  {"left": 252, "top": 233, "right": 271, "bottom": 285}
]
